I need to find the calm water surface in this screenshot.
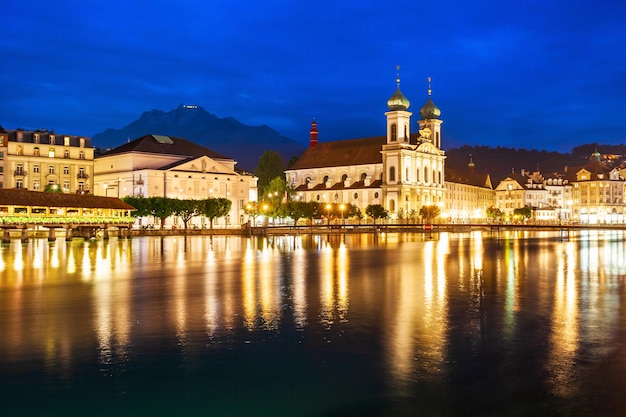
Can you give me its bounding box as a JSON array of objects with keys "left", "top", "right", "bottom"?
[{"left": 1, "top": 231, "right": 625, "bottom": 416}]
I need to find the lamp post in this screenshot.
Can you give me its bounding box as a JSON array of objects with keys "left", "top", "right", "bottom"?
[
  {"left": 103, "top": 183, "right": 109, "bottom": 197},
  {"left": 326, "top": 203, "right": 331, "bottom": 227},
  {"left": 340, "top": 204, "right": 345, "bottom": 226}
]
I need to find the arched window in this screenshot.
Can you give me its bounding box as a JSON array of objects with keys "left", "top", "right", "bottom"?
[
  {"left": 390, "top": 124, "right": 397, "bottom": 141},
  {"left": 405, "top": 168, "right": 409, "bottom": 182},
  {"left": 424, "top": 167, "right": 429, "bottom": 183},
  {"left": 404, "top": 124, "right": 408, "bottom": 141},
  {"left": 432, "top": 170, "right": 436, "bottom": 184},
  {"left": 416, "top": 169, "right": 420, "bottom": 182},
  {"left": 323, "top": 175, "right": 329, "bottom": 184},
  {"left": 389, "top": 166, "right": 396, "bottom": 182},
  {"left": 360, "top": 173, "right": 367, "bottom": 182},
  {"left": 438, "top": 171, "right": 442, "bottom": 184},
  {"left": 341, "top": 174, "right": 348, "bottom": 183}
]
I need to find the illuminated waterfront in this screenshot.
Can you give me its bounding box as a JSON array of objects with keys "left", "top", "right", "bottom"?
[{"left": 1, "top": 231, "right": 625, "bottom": 416}]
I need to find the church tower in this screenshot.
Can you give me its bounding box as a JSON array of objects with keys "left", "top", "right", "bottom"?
[
  {"left": 384, "top": 67, "right": 412, "bottom": 144},
  {"left": 417, "top": 77, "right": 443, "bottom": 148}
]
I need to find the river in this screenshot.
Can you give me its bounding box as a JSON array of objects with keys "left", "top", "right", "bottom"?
[{"left": 1, "top": 230, "right": 625, "bottom": 416}]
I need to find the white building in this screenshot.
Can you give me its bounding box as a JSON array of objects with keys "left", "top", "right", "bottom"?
[
  {"left": 286, "top": 77, "right": 449, "bottom": 218},
  {"left": 94, "top": 134, "right": 258, "bottom": 228}
]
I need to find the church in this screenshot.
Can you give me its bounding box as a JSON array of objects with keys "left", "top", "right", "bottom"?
[{"left": 286, "top": 76, "right": 489, "bottom": 219}]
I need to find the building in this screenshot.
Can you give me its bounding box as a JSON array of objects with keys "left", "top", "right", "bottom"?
[
  {"left": 444, "top": 156, "right": 495, "bottom": 222},
  {"left": 572, "top": 151, "right": 626, "bottom": 224},
  {"left": 0, "top": 129, "right": 94, "bottom": 193},
  {"left": 93, "top": 134, "right": 258, "bottom": 228},
  {"left": 286, "top": 77, "right": 450, "bottom": 218}
]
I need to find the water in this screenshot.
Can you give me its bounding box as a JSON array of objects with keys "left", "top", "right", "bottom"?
[{"left": 1, "top": 230, "right": 625, "bottom": 416}]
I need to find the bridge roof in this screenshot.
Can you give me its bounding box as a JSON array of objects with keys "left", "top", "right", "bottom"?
[{"left": 0, "top": 189, "right": 135, "bottom": 210}]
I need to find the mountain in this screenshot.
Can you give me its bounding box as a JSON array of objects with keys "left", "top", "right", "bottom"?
[{"left": 91, "top": 104, "right": 305, "bottom": 171}]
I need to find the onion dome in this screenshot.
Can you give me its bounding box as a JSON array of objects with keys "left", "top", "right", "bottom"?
[
  {"left": 387, "top": 83, "right": 410, "bottom": 111},
  {"left": 419, "top": 76, "right": 441, "bottom": 119}
]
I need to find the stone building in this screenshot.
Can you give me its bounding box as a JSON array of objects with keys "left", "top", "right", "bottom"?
[{"left": 0, "top": 129, "right": 94, "bottom": 193}]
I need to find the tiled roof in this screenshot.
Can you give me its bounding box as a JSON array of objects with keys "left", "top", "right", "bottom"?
[
  {"left": 4, "top": 129, "right": 93, "bottom": 148},
  {"left": 289, "top": 136, "right": 387, "bottom": 170},
  {"left": 98, "top": 134, "right": 233, "bottom": 161},
  {"left": 0, "top": 189, "right": 135, "bottom": 210}
]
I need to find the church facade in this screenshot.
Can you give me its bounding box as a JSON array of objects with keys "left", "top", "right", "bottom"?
[{"left": 286, "top": 77, "right": 492, "bottom": 220}]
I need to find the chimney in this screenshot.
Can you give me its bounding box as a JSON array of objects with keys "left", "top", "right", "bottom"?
[{"left": 309, "top": 119, "right": 318, "bottom": 148}]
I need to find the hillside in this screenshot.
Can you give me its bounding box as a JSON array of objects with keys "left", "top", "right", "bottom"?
[
  {"left": 445, "top": 144, "right": 626, "bottom": 184},
  {"left": 92, "top": 104, "right": 305, "bottom": 171}
]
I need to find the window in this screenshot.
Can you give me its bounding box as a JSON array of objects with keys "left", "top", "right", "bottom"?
[
  {"left": 49, "top": 148, "right": 55, "bottom": 158},
  {"left": 33, "top": 147, "right": 40, "bottom": 156},
  {"left": 49, "top": 165, "right": 55, "bottom": 174},
  {"left": 49, "top": 135, "right": 55, "bottom": 145},
  {"left": 79, "top": 138, "right": 85, "bottom": 148},
  {"left": 390, "top": 124, "right": 397, "bottom": 141},
  {"left": 79, "top": 151, "right": 85, "bottom": 160},
  {"left": 374, "top": 192, "right": 380, "bottom": 199},
  {"left": 63, "top": 181, "right": 70, "bottom": 191},
  {"left": 16, "top": 164, "right": 24, "bottom": 175},
  {"left": 33, "top": 164, "right": 40, "bottom": 173},
  {"left": 64, "top": 166, "right": 70, "bottom": 175},
  {"left": 389, "top": 166, "right": 396, "bottom": 182},
  {"left": 424, "top": 167, "right": 429, "bottom": 183},
  {"left": 64, "top": 136, "right": 70, "bottom": 146},
  {"left": 33, "top": 180, "right": 40, "bottom": 190},
  {"left": 64, "top": 150, "right": 70, "bottom": 158},
  {"left": 17, "top": 146, "right": 23, "bottom": 155},
  {"left": 16, "top": 180, "right": 23, "bottom": 189},
  {"left": 34, "top": 133, "right": 40, "bottom": 144}
]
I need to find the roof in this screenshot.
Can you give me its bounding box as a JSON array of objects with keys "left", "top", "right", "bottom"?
[
  {"left": 3, "top": 129, "right": 93, "bottom": 148},
  {"left": 0, "top": 189, "right": 135, "bottom": 210},
  {"left": 98, "top": 134, "right": 233, "bottom": 161},
  {"left": 445, "top": 167, "right": 493, "bottom": 189},
  {"left": 288, "top": 136, "right": 387, "bottom": 170}
]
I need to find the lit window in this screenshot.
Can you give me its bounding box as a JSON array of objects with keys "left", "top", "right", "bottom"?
[
  {"left": 49, "top": 148, "right": 55, "bottom": 158},
  {"left": 33, "top": 147, "right": 40, "bottom": 156}
]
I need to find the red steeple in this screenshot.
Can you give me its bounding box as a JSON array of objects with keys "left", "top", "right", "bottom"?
[{"left": 309, "top": 119, "right": 318, "bottom": 148}]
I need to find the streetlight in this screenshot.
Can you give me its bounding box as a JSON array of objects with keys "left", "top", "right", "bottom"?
[
  {"left": 103, "top": 183, "right": 109, "bottom": 197},
  {"left": 326, "top": 203, "right": 331, "bottom": 227},
  {"left": 340, "top": 204, "right": 345, "bottom": 225}
]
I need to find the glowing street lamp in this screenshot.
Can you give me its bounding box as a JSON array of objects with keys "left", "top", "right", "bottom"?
[
  {"left": 326, "top": 203, "right": 331, "bottom": 226},
  {"left": 340, "top": 204, "right": 345, "bottom": 225}
]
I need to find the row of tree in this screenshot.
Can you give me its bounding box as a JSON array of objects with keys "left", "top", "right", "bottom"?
[{"left": 122, "top": 196, "right": 232, "bottom": 229}]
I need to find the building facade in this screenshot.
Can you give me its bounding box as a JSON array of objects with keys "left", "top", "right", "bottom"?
[
  {"left": 286, "top": 77, "right": 493, "bottom": 220},
  {"left": 93, "top": 134, "right": 258, "bottom": 228},
  {"left": 0, "top": 129, "right": 94, "bottom": 193}
]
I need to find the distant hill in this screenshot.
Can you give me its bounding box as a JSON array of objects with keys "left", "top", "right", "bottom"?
[
  {"left": 91, "top": 104, "right": 305, "bottom": 171},
  {"left": 445, "top": 143, "right": 626, "bottom": 184}
]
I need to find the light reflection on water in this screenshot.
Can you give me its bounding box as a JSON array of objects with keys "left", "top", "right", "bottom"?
[{"left": 1, "top": 231, "right": 626, "bottom": 416}]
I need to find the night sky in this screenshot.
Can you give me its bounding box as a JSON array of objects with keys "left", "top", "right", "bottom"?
[{"left": 2, "top": 0, "right": 626, "bottom": 152}]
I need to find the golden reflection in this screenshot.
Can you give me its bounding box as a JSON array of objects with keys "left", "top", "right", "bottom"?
[
  {"left": 259, "top": 238, "right": 281, "bottom": 330},
  {"left": 291, "top": 236, "right": 308, "bottom": 329},
  {"left": 547, "top": 241, "right": 579, "bottom": 397},
  {"left": 388, "top": 239, "right": 448, "bottom": 388},
  {"left": 242, "top": 238, "right": 257, "bottom": 329}
]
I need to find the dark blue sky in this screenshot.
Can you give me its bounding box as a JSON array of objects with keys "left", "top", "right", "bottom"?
[{"left": 2, "top": 0, "right": 626, "bottom": 152}]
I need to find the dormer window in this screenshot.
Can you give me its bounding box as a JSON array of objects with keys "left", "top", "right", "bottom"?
[
  {"left": 64, "top": 136, "right": 70, "bottom": 146},
  {"left": 49, "top": 135, "right": 55, "bottom": 145}
]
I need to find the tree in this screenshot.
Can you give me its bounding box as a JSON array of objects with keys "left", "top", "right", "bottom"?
[
  {"left": 513, "top": 206, "right": 532, "bottom": 222},
  {"left": 419, "top": 205, "right": 441, "bottom": 223},
  {"left": 365, "top": 204, "right": 388, "bottom": 224},
  {"left": 122, "top": 196, "right": 150, "bottom": 218},
  {"left": 486, "top": 206, "right": 503, "bottom": 223},
  {"left": 172, "top": 199, "right": 202, "bottom": 229},
  {"left": 253, "top": 150, "right": 285, "bottom": 196},
  {"left": 200, "top": 198, "right": 232, "bottom": 228},
  {"left": 148, "top": 197, "right": 176, "bottom": 229},
  {"left": 44, "top": 184, "right": 63, "bottom": 193}
]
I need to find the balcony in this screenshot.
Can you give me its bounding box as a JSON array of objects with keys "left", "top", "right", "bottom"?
[
  {"left": 135, "top": 179, "right": 144, "bottom": 185},
  {"left": 14, "top": 170, "right": 27, "bottom": 176},
  {"left": 77, "top": 172, "right": 89, "bottom": 179}
]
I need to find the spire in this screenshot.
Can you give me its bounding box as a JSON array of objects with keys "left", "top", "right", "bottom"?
[
  {"left": 387, "top": 65, "right": 410, "bottom": 111},
  {"left": 309, "top": 118, "right": 318, "bottom": 148},
  {"left": 419, "top": 76, "right": 441, "bottom": 120},
  {"left": 468, "top": 154, "right": 475, "bottom": 174}
]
